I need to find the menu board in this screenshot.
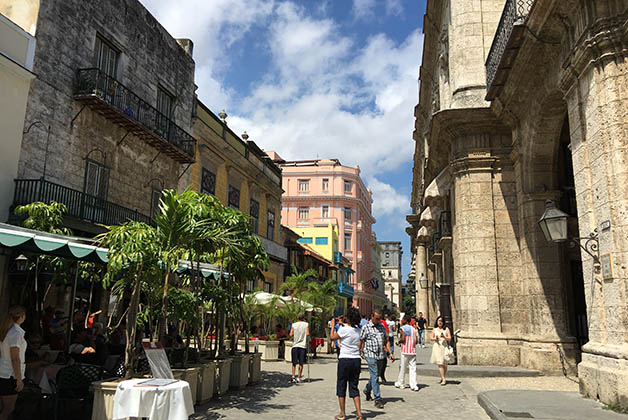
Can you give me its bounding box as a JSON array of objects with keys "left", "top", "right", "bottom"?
[{"left": 142, "top": 341, "right": 174, "bottom": 379}]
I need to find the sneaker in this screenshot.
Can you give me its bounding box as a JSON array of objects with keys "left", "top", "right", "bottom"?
[
  {"left": 411, "top": 386, "right": 419, "bottom": 391},
  {"left": 295, "top": 377, "right": 301, "bottom": 383},
  {"left": 291, "top": 377, "right": 296, "bottom": 383},
  {"left": 394, "top": 382, "right": 402, "bottom": 388},
  {"left": 374, "top": 400, "right": 384, "bottom": 409},
  {"left": 364, "top": 390, "right": 372, "bottom": 401}
]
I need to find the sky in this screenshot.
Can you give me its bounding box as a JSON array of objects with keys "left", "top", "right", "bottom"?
[{"left": 140, "top": 0, "right": 427, "bottom": 279}]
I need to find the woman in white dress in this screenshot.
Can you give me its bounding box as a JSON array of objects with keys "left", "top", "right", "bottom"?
[{"left": 430, "top": 316, "right": 451, "bottom": 385}]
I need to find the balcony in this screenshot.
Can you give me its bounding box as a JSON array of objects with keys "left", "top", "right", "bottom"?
[
  {"left": 440, "top": 210, "right": 452, "bottom": 237},
  {"left": 12, "top": 178, "right": 152, "bottom": 227},
  {"left": 485, "top": 0, "right": 534, "bottom": 100},
  {"left": 74, "top": 68, "right": 196, "bottom": 164}
]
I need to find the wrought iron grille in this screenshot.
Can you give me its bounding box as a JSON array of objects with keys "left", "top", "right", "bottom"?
[
  {"left": 485, "top": 0, "right": 534, "bottom": 92},
  {"left": 13, "top": 178, "right": 153, "bottom": 226},
  {"left": 74, "top": 68, "right": 195, "bottom": 159},
  {"left": 201, "top": 168, "right": 216, "bottom": 195},
  {"left": 228, "top": 185, "right": 240, "bottom": 209}
]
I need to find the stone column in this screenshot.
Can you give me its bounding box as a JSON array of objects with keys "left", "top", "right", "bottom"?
[
  {"left": 415, "top": 244, "right": 429, "bottom": 318},
  {"left": 560, "top": 7, "right": 628, "bottom": 404},
  {"left": 439, "top": 108, "right": 518, "bottom": 366}
]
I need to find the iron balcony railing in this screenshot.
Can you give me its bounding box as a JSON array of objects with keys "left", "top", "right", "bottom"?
[
  {"left": 485, "top": 0, "right": 534, "bottom": 99},
  {"left": 74, "top": 68, "right": 196, "bottom": 163},
  {"left": 432, "top": 231, "right": 442, "bottom": 254},
  {"left": 13, "top": 178, "right": 153, "bottom": 227},
  {"left": 440, "top": 210, "right": 452, "bottom": 237}
]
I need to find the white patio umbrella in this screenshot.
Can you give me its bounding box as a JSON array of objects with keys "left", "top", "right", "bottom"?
[
  {"left": 282, "top": 296, "right": 322, "bottom": 313},
  {"left": 245, "top": 291, "right": 288, "bottom": 308}
]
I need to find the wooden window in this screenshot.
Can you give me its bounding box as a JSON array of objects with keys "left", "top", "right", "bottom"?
[
  {"left": 228, "top": 185, "right": 240, "bottom": 209},
  {"left": 157, "top": 87, "right": 174, "bottom": 118},
  {"left": 298, "top": 179, "right": 309, "bottom": 192},
  {"left": 298, "top": 207, "right": 309, "bottom": 220},
  {"left": 322, "top": 205, "right": 329, "bottom": 218},
  {"left": 246, "top": 279, "right": 255, "bottom": 293},
  {"left": 267, "top": 210, "right": 275, "bottom": 241},
  {"left": 84, "top": 159, "right": 109, "bottom": 200},
  {"left": 94, "top": 35, "right": 119, "bottom": 78},
  {"left": 344, "top": 233, "right": 352, "bottom": 250},
  {"left": 344, "top": 180, "right": 352, "bottom": 193},
  {"left": 344, "top": 207, "right": 351, "bottom": 220},
  {"left": 322, "top": 178, "right": 329, "bottom": 191},
  {"left": 263, "top": 282, "right": 272, "bottom": 293},
  {"left": 150, "top": 189, "right": 162, "bottom": 219},
  {"left": 201, "top": 168, "right": 216, "bottom": 195},
  {"left": 250, "top": 199, "right": 259, "bottom": 234}
]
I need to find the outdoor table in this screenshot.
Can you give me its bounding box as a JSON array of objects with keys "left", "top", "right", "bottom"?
[{"left": 112, "top": 378, "right": 194, "bottom": 420}]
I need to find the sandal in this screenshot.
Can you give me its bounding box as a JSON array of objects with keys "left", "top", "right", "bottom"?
[{"left": 334, "top": 415, "right": 346, "bottom": 420}]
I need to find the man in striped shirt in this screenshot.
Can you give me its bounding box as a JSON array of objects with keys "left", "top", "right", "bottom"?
[{"left": 395, "top": 314, "right": 419, "bottom": 391}]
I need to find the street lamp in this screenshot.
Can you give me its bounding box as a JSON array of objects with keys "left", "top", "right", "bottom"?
[
  {"left": 418, "top": 273, "right": 428, "bottom": 289},
  {"left": 538, "top": 200, "right": 600, "bottom": 265},
  {"left": 15, "top": 254, "right": 28, "bottom": 272}
]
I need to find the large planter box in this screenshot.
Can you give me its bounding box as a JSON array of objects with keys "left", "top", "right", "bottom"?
[
  {"left": 172, "top": 367, "right": 200, "bottom": 405},
  {"left": 258, "top": 340, "right": 280, "bottom": 361},
  {"left": 319, "top": 340, "right": 329, "bottom": 354},
  {"left": 214, "top": 358, "right": 232, "bottom": 396},
  {"left": 91, "top": 379, "right": 123, "bottom": 420},
  {"left": 249, "top": 352, "right": 262, "bottom": 384},
  {"left": 192, "top": 362, "right": 216, "bottom": 405},
  {"left": 229, "top": 354, "right": 251, "bottom": 390},
  {"left": 284, "top": 341, "right": 293, "bottom": 363}
]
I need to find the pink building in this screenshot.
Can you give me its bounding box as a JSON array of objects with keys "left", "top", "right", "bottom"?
[{"left": 268, "top": 153, "right": 377, "bottom": 314}]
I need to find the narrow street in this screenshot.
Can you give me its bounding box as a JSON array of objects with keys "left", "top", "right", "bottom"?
[{"left": 192, "top": 346, "right": 492, "bottom": 420}]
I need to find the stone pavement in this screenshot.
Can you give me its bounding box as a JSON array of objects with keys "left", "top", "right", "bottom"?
[
  {"left": 478, "top": 390, "right": 628, "bottom": 420},
  {"left": 192, "top": 346, "right": 491, "bottom": 420}
]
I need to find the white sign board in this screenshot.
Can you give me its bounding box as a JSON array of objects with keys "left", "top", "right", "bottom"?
[{"left": 142, "top": 342, "right": 174, "bottom": 379}]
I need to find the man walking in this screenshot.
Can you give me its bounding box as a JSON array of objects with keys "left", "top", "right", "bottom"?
[
  {"left": 417, "top": 312, "right": 427, "bottom": 348},
  {"left": 395, "top": 314, "right": 419, "bottom": 391},
  {"left": 360, "top": 308, "right": 394, "bottom": 409},
  {"left": 289, "top": 313, "right": 309, "bottom": 383}
]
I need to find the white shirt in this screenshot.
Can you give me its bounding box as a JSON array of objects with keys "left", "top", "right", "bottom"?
[
  {"left": 386, "top": 320, "right": 395, "bottom": 337},
  {"left": 0, "top": 324, "right": 26, "bottom": 379},
  {"left": 292, "top": 321, "right": 309, "bottom": 349},
  {"left": 337, "top": 326, "right": 361, "bottom": 359}
]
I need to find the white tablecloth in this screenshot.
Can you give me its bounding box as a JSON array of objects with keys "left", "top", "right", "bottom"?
[{"left": 112, "top": 379, "right": 194, "bottom": 420}]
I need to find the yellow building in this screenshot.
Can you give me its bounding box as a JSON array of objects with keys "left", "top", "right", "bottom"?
[
  {"left": 190, "top": 102, "right": 287, "bottom": 293},
  {"left": 290, "top": 223, "right": 338, "bottom": 262}
]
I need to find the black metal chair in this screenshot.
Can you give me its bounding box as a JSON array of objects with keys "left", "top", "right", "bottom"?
[
  {"left": 53, "top": 364, "right": 105, "bottom": 420},
  {"left": 134, "top": 356, "right": 151, "bottom": 376},
  {"left": 169, "top": 348, "right": 185, "bottom": 368},
  {"left": 107, "top": 354, "right": 126, "bottom": 378}
]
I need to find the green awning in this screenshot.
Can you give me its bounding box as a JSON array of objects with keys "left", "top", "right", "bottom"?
[
  {"left": 0, "top": 223, "right": 228, "bottom": 278},
  {"left": 0, "top": 223, "right": 109, "bottom": 263}
]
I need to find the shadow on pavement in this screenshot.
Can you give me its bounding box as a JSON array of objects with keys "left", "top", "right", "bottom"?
[{"left": 193, "top": 371, "right": 293, "bottom": 419}]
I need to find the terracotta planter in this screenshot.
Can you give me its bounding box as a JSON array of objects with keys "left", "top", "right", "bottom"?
[
  {"left": 91, "top": 379, "right": 123, "bottom": 420},
  {"left": 284, "top": 341, "right": 293, "bottom": 363},
  {"left": 192, "top": 362, "right": 216, "bottom": 405},
  {"left": 172, "top": 367, "right": 200, "bottom": 405},
  {"left": 229, "top": 354, "right": 250, "bottom": 390},
  {"left": 258, "top": 340, "right": 280, "bottom": 361},
  {"left": 214, "top": 358, "right": 232, "bottom": 396},
  {"left": 249, "top": 352, "right": 262, "bottom": 384}
]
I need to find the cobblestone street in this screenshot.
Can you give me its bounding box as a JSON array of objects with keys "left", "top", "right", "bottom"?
[{"left": 192, "top": 346, "right": 492, "bottom": 420}]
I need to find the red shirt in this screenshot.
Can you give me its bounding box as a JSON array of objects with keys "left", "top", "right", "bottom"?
[{"left": 381, "top": 320, "right": 389, "bottom": 334}]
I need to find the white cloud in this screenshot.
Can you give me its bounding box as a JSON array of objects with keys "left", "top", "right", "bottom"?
[
  {"left": 367, "top": 178, "right": 410, "bottom": 218},
  {"left": 352, "top": 0, "right": 376, "bottom": 19},
  {"left": 140, "top": 0, "right": 422, "bottom": 228}
]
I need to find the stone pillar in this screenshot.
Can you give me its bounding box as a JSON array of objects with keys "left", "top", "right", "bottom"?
[
  {"left": 440, "top": 108, "right": 518, "bottom": 366},
  {"left": 415, "top": 244, "right": 429, "bottom": 318},
  {"left": 560, "top": 8, "right": 628, "bottom": 404}
]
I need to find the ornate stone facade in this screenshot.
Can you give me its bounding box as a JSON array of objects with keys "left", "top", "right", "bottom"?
[{"left": 408, "top": 0, "right": 628, "bottom": 408}]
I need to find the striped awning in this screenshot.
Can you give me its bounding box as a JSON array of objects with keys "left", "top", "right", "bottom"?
[{"left": 0, "top": 223, "right": 108, "bottom": 263}]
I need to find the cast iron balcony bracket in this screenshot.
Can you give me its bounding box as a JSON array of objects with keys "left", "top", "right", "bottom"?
[
  {"left": 569, "top": 230, "right": 600, "bottom": 266},
  {"left": 485, "top": 0, "right": 534, "bottom": 100},
  {"left": 74, "top": 68, "right": 196, "bottom": 164}
]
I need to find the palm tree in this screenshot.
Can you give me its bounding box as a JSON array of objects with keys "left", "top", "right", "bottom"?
[{"left": 280, "top": 266, "right": 319, "bottom": 298}]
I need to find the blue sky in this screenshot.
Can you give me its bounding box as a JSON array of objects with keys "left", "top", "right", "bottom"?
[{"left": 140, "top": 0, "right": 427, "bottom": 278}]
